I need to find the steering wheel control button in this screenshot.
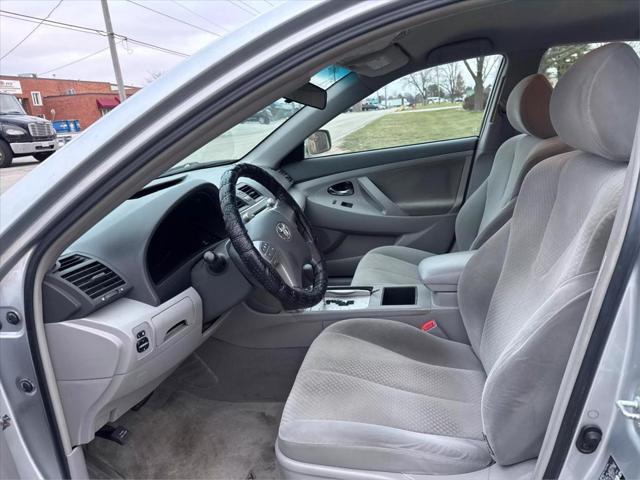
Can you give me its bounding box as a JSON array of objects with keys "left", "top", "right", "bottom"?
[
  {"left": 136, "top": 330, "right": 146, "bottom": 339},
  {"left": 265, "top": 246, "right": 276, "bottom": 261},
  {"left": 260, "top": 242, "right": 270, "bottom": 254}
]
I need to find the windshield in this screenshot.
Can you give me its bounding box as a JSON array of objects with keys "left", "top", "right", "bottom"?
[
  {"left": 167, "top": 65, "right": 350, "bottom": 173},
  {"left": 0, "top": 94, "right": 27, "bottom": 115}
]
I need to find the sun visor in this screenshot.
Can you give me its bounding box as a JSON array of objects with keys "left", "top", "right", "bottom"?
[
  {"left": 426, "top": 38, "right": 494, "bottom": 66},
  {"left": 345, "top": 44, "right": 410, "bottom": 77}
]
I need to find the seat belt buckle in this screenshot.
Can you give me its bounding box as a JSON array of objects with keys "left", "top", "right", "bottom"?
[{"left": 421, "top": 320, "right": 437, "bottom": 332}]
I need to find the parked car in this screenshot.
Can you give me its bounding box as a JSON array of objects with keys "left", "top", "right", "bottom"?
[
  {"left": 0, "top": 93, "right": 57, "bottom": 167},
  {"left": 361, "top": 102, "right": 380, "bottom": 110},
  {"left": 245, "top": 108, "right": 273, "bottom": 124},
  {"left": 268, "top": 100, "right": 298, "bottom": 120}
]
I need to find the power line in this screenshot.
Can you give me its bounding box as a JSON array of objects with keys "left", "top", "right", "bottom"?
[
  {"left": 37, "top": 35, "right": 190, "bottom": 78},
  {"left": 0, "top": 10, "right": 189, "bottom": 58},
  {"left": 229, "top": 0, "right": 258, "bottom": 16},
  {"left": 0, "top": 0, "right": 64, "bottom": 60},
  {"left": 123, "top": 37, "right": 189, "bottom": 58},
  {"left": 124, "top": 0, "right": 220, "bottom": 36},
  {"left": 0, "top": 10, "right": 108, "bottom": 36},
  {"left": 39, "top": 44, "right": 112, "bottom": 75},
  {"left": 237, "top": 0, "right": 262, "bottom": 14},
  {"left": 169, "top": 0, "right": 229, "bottom": 33}
]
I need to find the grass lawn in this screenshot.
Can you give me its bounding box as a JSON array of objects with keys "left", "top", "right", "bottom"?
[{"left": 340, "top": 108, "right": 484, "bottom": 152}]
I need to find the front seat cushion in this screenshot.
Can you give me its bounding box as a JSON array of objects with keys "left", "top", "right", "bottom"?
[{"left": 278, "top": 319, "right": 492, "bottom": 475}]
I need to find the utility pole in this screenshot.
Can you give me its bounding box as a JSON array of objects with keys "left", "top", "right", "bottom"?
[{"left": 101, "top": 0, "right": 126, "bottom": 102}]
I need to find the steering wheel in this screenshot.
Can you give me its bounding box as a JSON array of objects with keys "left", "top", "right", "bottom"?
[{"left": 219, "top": 164, "right": 327, "bottom": 310}]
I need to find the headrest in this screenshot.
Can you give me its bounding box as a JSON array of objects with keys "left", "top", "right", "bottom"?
[
  {"left": 507, "top": 74, "right": 556, "bottom": 139},
  {"left": 550, "top": 43, "right": 640, "bottom": 162}
]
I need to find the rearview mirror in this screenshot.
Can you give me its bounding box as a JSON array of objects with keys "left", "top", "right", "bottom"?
[{"left": 305, "top": 130, "right": 332, "bottom": 156}]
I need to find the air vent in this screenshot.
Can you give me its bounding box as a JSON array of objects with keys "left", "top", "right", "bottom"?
[
  {"left": 238, "top": 184, "right": 261, "bottom": 200},
  {"left": 58, "top": 254, "right": 88, "bottom": 272},
  {"left": 61, "top": 260, "right": 125, "bottom": 300},
  {"left": 235, "top": 197, "right": 247, "bottom": 209}
]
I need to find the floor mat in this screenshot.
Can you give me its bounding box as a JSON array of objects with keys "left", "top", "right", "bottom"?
[{"left": 85, "top": 388, "right": 284, "bottom": 479}]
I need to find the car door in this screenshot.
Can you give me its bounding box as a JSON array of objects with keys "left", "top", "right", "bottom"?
[{"left": 287, "top": 56, "right": 504, "bottom": 280}]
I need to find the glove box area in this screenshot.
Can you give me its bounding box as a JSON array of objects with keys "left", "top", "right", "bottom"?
[{"left": 45, "top": 288, "right": 211, "bottom": 446}]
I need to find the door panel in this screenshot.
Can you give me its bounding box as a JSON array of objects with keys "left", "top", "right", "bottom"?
[
  {"left": 292, "top": 139, "right": 475, "bottom": 278},
  {"left": 287, "top": 137, "right": 475, "bottom": 182}
]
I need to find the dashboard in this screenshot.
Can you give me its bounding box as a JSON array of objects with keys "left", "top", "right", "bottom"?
[
  {"left": 42, "top": 168, "right": 286, "bottom": 447},
  {"left": 147, "top": 186, "right": 225, "bottom": 286}
]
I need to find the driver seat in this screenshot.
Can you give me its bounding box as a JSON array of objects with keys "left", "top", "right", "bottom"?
[{"left": 277, "top": 43, "right": 639, "bottom": 476}]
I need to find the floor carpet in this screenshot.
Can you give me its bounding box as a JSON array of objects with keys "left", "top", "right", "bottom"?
[{"left": 85, "top": 386, "right": 284, "bottom": 479}]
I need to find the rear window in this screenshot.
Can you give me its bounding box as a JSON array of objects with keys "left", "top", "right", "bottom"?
[{"left": 539, "top": 41, "right": 640, "bottom": 85}]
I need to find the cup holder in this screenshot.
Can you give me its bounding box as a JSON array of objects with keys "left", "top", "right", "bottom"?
[{"left": 381, "top": 286, "right": 417, "bottom": 306}]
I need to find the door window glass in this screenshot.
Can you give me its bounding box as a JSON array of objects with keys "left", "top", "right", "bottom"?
[
  {"left": 307, "top": 55, "right": 503, "bottom": 157},
  {"left": 539, "top": 41, "right": 640, "bottom": 85}
]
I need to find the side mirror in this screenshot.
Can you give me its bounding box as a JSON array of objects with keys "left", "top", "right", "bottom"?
[{"left": 305, "top": 130, "right": 332, "bottom": 156}]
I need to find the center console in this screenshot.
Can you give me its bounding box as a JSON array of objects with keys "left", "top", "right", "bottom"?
[
  {"left": 304, "top": 251, "right": 476, "bottom": 343},
  {"left": 308, "top": 285, "right": 424, "bottom": 311},
  {"left": 215, "top": 251, "right": 477, "bottom": 350}
]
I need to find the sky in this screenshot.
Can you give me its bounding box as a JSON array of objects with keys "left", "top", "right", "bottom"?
[{"left": 0, "top": 0, "right": 284, "bottom": 86}]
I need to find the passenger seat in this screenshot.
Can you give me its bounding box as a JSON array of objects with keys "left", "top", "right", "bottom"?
[{"left": 352, "top": 73, "right": 572, "bottom": 285}]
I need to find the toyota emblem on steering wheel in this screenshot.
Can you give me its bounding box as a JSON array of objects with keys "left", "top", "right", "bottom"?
[{"left": 276, "top": 222, "right": 292, "bottom": 241}]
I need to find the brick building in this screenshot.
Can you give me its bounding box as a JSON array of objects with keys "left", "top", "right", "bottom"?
[{"left": 0, "top": 76, "right": 140, "bottom": 130}]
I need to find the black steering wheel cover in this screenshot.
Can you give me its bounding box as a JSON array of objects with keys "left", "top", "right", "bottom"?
[{"left": 219, "top": 164, "right": 327, "bottom": 310}]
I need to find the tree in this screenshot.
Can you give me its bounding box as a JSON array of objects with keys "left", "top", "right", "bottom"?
[
  {"left": 427, "top": 83, "right": 443, "bottom": 98},
  {"left": 404, "top": 70, "right": 432, "bottom": 105},
  {"left": 453, "top": 73, "right": 466, "bottom": 100},
  {"left": 463, "top": 56, "right": 500, "bottom": 111},
  {"left": 540, "top": 44, "right": 592, "bottom": 83},
  {"left": 440, "top": 62, "right": 466, "bottom": 101}
]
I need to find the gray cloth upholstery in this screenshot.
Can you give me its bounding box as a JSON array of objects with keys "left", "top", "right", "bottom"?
[
  {"left": 463, "top": 133, "right": 571, "bottom": 250},
  {"left": 352, "top": 75, "right": 570, "bottom": 286},
  {"left": 278, "top": 319, "right": 492, "bottom": 474},
  {"left": 459, "top": 151, "right": 626, "bottom": 465},
  {"left": 550, "top": 43, "right": 640, "bottom": 161},
  {"left": 351, "top": 245, "right": 433, "bottom": 285},
  {"left": 280, "top": 43, "right": 638, "bottom": 475}
]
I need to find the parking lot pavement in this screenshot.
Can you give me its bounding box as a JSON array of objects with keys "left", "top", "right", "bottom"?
[
  {"left": 0, "top": 156, "right": 39, "bottom": 195},
  {"left": 324, "top": 110, "right": 391, "bottom": 142}
]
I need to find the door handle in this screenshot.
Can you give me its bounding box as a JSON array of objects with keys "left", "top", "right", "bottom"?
[{"left": 328, "top": 181, "right": 354, "bottom": 196}]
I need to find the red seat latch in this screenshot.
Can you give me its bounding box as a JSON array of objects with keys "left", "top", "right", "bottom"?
[{"left": 421, "top": 319, "right": 437, "bottom": 332}]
